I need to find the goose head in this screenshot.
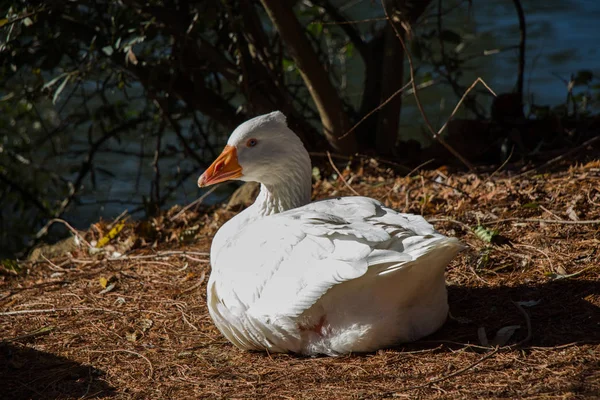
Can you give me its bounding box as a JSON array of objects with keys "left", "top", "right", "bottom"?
[{"left": 198, "top": 111, "right": 311, "bottom": 190}]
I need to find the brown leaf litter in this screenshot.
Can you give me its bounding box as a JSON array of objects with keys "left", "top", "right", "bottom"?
[{"left": 1, "top": 160, "right": 599, "bottom": 399}]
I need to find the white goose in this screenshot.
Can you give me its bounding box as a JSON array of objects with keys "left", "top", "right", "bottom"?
[{"left": 198, "top": 111, "right": 464, "bottom": 356}]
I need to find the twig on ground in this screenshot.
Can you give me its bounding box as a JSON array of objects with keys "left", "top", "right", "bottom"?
[
  {"left": 327, "top": 151, "right": 360, "bottom": 196},
  {"left": 426, "top": 218, "right": 477, "bottom": 237},
  {"left": 517, "top": 135, "right": 600, "bottom": 177},
  {"left": 393, "top": 345, "right": 444, "bottom": 355},
  {"left": 539, "top": 205, "right": 563, "bottom": 221},
  {"left": 181, "top": 271, "right": 206, "bottom": 294},
  {"left": 514, "top": 243, "right": 554, "bottom": 272},
  {"left": 405, "top": 159, "right": 436, "bottom": 178},
  {"left": 417, "top": 340, "right": 495, "bottom": 352},
  {"left": 0, "top": 307, "right": 124, "bottom": 316},
  {"left": 34, "top": 218, "right": 92, "bottom": 248},
  {"left": 432, "top": 216, "right": 600, "bottom": 227},
  {"left": 41, "top": 254, "right": 67, "bottom": 271},
  {"left": 468, "top": 264, "right": 490, "bottom": 285},
  {"left": 485, "top": 145, "right": 514, "bottom": 183},
  {"left": 2, "top": 325, "right": 55, "bottom": 342},
  {"left": 3, "top": 280, "right": 70, "bottom": 295},
  {"left": 487, "top": 217, "right": 600, "bottom": 225},
  {"left": 87, "top": 250, "right": 209, "bottom": 262},
  {"left": 109, "top": 251, "right": 210, "bottom": 262},
  {"left": 587, "top": 190, "right": 600, "bottom": 207},
  {"left": 178, "top": 308, "right": 200, "bottom": 331},
  {"left": 528, "top": 342, "right": 589, "bottom": 350},
  {"left": 89, "top": 349, "right": 154, "bottom": 380},
  {"left": 549, "top": 265, "right": 597, "bottom": 280},
  {"left": 392, "top": 347, "right": 500, "bottom": 394}
]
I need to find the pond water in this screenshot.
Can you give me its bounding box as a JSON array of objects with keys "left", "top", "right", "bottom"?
[{"left": 38, "top": 0, "right": 600, "bottom": 245}]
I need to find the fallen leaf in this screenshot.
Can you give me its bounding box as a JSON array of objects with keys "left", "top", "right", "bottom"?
[
  {"left": 566, "top": 206, "right": 579, "bottom": 221},
  {"left": 139, "top": 318, "right": 153, "bottom": 333},
  {"left": 182, "top": 272, "right": 196, "bottom": 282},
  {"left": 99, "top": 277, "right": 108, "bottom": 288},
  {"left": 99, "top": 282, "right": 116, "bottom": 294},
  {"left": 96, "top": 221, "right": 125, "bottom": 248}
]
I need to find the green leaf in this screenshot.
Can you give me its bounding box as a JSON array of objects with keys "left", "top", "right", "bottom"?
[
  {"left": 307, "top": 22, "right": 323, "bottom": 36},
  {"left": 0, "top": 18, "right": 9, "bottom": 28},
  {"left": 343, "top": 42, "right": 354, "bottom": 57},
  {"left": 474, "top": 225, "right": 498, "bottom": 243}
]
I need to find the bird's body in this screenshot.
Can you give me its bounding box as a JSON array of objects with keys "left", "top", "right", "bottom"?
[{"left": 198, "top": 112, "right": 464, "bottom": 356}]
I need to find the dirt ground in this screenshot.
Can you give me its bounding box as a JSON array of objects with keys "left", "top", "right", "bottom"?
[{"left": 1, "top": 158, "right": 599, "bottom": 399}]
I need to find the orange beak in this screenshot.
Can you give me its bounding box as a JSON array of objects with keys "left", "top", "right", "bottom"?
[{"left": 198, "top": 145, "right": 243, "bottom": 187}]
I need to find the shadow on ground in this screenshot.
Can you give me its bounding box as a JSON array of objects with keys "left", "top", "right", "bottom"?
[
  {"left": 427, "top": 279, "right": 600, "bottom": 347},
  {"left": 0, "top": 343, "right": 115, "bottom": 400}
]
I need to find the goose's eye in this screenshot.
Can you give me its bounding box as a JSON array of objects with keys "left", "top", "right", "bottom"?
[{"left": 246, "top": 138, "right": 258, "bottom": 148}]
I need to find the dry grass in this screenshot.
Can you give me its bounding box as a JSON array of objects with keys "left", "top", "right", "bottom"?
[{"left": 1, "top": 159, "right": 599, "bottom": 399}]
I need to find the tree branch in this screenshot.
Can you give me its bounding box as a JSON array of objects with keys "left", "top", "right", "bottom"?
[
  {"left": 512, "top": 0, "right": 526, "bottom": 102},
  {"left": 260, "top": 0, "right": 356, "bottom": 154},
  {"left": 376, "top": 23, "right": 404, "bottom": 155},
  {"left": 383, "top": 1, "right": 475, "bottom": 170},
  {"left": 123, "top": 60, "right": 243, "bottom": 131},
  {"left": 0, "top": 169, "right": 53, "bottom": 216},
  {"left": 313, "top": 0, "right": 369, "bottom": 61}
]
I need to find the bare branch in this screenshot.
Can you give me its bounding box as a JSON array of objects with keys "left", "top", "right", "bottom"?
[
  {"left": 0, "top": 169, "right": 53, "bottom": 216},
  {"left": 512, "top": 0, "right": 526, "bottom": 101},
  {"left": 313, "top": 0, "right": 369, "bottom": 61},
  {"left": 326, "top": 151, "right": 360, "bottom": 196},
  {"left": 382, "top": 2, "right": 475, "bottom": 170},
  {"left": 260, "top": 0, "right": 357, "bottom": 154}
]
